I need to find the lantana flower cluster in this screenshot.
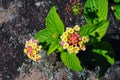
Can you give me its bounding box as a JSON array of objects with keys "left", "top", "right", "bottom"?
[
  {"left": 60, "top": 25, "right": 89, "bottom": 54},
  {"left": 24, "top": 38, "right": 42, "bottom": 61}
]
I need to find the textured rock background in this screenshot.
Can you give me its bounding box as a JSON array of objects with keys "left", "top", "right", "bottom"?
[{"left": 0, "top": 0, "right": 120, "bottom": 80}]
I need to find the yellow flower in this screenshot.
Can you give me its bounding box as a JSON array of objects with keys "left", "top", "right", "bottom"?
[
  {"left": 28, "top": 41, "right": 32, "bottom": 47},
  {"left": 78, "top": 41, "right": 83, "bottom": 46},
  {"left": 31, "top": 54, "right": 41, "bottom": 61},
  {"left": 32, "top": 49, "right": 37, "bottom": 55},
  {"left": 74, "top": 25, "right": 80, "bottom": 31},
  {"left": 36, "top": 46, "right": 42, "bottom": 51},
  {"left": 24, "top": 48, "right": 27, "bottom": 53},
  {"left": 69, "top": 45, "right": 74, "bottom": 49},
  {"left": 111, "top": 6, "right": 115, "bottom": 11},
  {"left": 36, "top": 54, "right": 41, "bottom": 60},
  {"left": 32, "top": 43, "right": 37, "bottom": 49},
  {"left": 67, "top": 45, "right": 74, "bottom": 54},
  {"left": 63, "top": 43, "right": 69, "bottom": 49},
  {"left": 60, "top": 35, "right": 63, "bottom": 39},
  {"left": 67, "top": 48, "right": 71, "bottom": 54},
  {"left": 62, "top": 37, "right": 68, "bottom": 42},
  {"left": 63, "top": 32, "right": 68, "bottom": 36},
  {"left": 74, "top": 46, "right": 80, "bottom": 53},
  {"left": 31, "top": 57, "right": 36, "bottom": 61},
  {"left": 80, "top": 45, "right": 86, "bottom": 51},
  {"left": 27, "top": 54, "right": 32, "bottom": 59},
  {"left": 66, "top": 27, "right": 71, "bottom": 32},
  {"left": 60, "top": 35, "right": 67, "bottom": 40},
  {"left": 66, "top": 27, "right": 74, "bottom": 34},
  {"left": 82, "top": 36, "right": 89, "bottom": 43},
  {"left": 67, "top": 49, "right": 73, "bottom": 54},
  {"left": 68, "top": 28, "right": 74, "bottom": 34}
]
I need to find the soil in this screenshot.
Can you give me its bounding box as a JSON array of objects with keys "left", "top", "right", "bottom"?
[{"left": 0, "top": 0, "right": 120, "bottom": 80}]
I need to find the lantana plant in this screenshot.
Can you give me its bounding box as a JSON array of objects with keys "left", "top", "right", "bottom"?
[
  {"left": 24, "top": 38, "right": 42, "bottom": 61},
  {"left": 60, "top": 25, "right": 89, "bottom": 54},
  {"left": 34, "top": 5, "right": 115, "bottom": 74},
  {"left": 24, "top": 0, "right": 115, "bottom": 76}
]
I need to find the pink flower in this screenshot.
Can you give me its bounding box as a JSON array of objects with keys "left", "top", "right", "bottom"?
[
  {"left": 61, "top": 41, "right": 65, "bottom": 46},
  {"left": 60, "top": 26, "right": 89, "bottom": 54}
]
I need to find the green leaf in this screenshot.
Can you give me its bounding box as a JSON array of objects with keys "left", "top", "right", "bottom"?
[
  {"left": 92, "top": 41, "right": 115, "bottom": 65},
  {"left": 84, "top": 0, "right": 108, "bottom": 24},
  {"left": 46, "top": 6, "right": 64, "bottom": 34},
  {"left": 114, "top": 0, "right": 120, "bottom": 3},
  {"left": 61, "top": 52, "right": 83, "bottom": 71},
  {"left": 58, "top": 45, "right": 64, "bottom": 52},
  {"left": 48, "top": 40, "right": 60, "bottom": 55},
  {"left": 84, "top": 0, "right": 98, "bottom": 24},
  {"left": 34, "top": 28, "right": 54, "bottom": 44},
  {"left": 114, "top": 5, "right": 120, "bottom": 20},
  {"left": 79, "top": 20, "right": 109, "bottom": 41},
  {"left": 97, "top": 0, "right": 108, "bottom": 22},
  {"left": 92, "top": 41, "right": 115, "bottom": 76}
]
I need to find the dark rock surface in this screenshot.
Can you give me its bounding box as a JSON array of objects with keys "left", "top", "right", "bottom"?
[
  {"left": 0, "top": 0, "right": 120, "bottom": 80},
  {"left": 101, "top": 61, "right": 120, "bottom": 80},
  {"left": 0, "top": 0, "right": 50, "bottom": 80}
]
